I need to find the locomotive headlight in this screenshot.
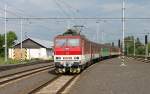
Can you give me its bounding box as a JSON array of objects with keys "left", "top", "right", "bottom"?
[
  {"left": 74, "top": 57, "right": 79, "bottom": 60},
  {"left": 56, "top": 57, "right": 61, "bottom": 60}
]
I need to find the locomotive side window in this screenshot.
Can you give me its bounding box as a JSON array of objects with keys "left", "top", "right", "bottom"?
[
  {"left": 68, "top": 39, "right": 80, "bottom": 46},
  {"left": 55, "top": 39, "right": 67, "bottom": 46}
]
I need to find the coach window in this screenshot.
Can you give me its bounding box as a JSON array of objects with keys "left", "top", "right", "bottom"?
[
  {"left": 55, "top": 39, "right": 67, "bottom": 46},
  {"left": 68, "top": 39, "right": 80, "bottom": 46}
]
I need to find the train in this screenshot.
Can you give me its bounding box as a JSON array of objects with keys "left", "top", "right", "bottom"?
[{"left": 53, "top": 28, "right": 121, "bottom": 73}]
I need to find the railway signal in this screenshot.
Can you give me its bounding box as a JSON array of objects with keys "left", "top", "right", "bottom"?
[
  {"left": 145, "top": 35, "right": 148, "bottom": 44},
  {"left": 118, "top": 39, "right": 121, "bottom": 48},
  {"left": 112, "top": 42, "right": 114, "bottom": 47},
  {"left": 145, "top": 35, "right": 148, "bottom": 60}
]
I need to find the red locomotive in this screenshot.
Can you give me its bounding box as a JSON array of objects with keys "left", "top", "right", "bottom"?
[{"left": 54, "top": 28, "right": 120, "bottom": 73}]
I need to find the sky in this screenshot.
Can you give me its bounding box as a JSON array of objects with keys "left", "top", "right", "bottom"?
[{"left": 0, "top": 0, "right": 150, "bottom": 45}]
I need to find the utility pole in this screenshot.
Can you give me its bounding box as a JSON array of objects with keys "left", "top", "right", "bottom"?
[
  {"left": 101, "top": 29, "right": 104, "bottom": 44},
  {"left": 96, "top": 20, "right": 105, "bottom": 44},
  {"left": 96, "top": 21, "right": 103, "bottom": 43},
  {"left": 96, "top": 21, "right": 100, "bottom": 43},
  {"left": 4, "top": 4, "right": 7, "bottom": 63},
  {"left": 20, "top": 20, "right": 23, "bottom": 63},
  {"left": 121, "top": 0, "right": 126, "bottom": 66},
  {"left": 122, "top": 0, "right": 125, "bottom": 56},
  {"left": 102, "top": 20, "right": 106, "bottom": 44}
]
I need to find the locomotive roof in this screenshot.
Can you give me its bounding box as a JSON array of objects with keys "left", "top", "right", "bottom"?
[
  {"left": 55, "top": 29, "right": 119, "bottom": 49},
  {"left": 63, "top": 29, "right": 80, "bottom": 36}
]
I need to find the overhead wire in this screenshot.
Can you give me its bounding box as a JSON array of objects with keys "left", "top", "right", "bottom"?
[
  {"left": 0, "top": 0, "right": 36, "bottom": 17},
  {"left": 0, "top": 0, "right": 61, "bottom": 35},
  {"left": 53, "top": 0, "right": 70, "bottom": 17}
]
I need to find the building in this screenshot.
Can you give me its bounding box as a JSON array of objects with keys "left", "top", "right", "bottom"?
[{"left": 9, "top": 38, "right": 53, "bottom": 60}]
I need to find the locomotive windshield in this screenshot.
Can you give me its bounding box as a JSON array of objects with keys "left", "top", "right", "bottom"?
[
  {"left": 55, "top": 38, "right": 80, "bottom": 47},
  {"left": 68, "top": 39, "right": 80, "bottom": 46},
  {"left": 55, "top": 39, "right": 67, "bottom": 46}
]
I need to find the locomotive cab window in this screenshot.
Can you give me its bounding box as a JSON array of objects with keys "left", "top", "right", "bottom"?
[
  {"left": 68, "top": 39, "right": 80, "bottom": 46},
  {"left": 55, "top": 39, "right": 67, "bottom": 46}
]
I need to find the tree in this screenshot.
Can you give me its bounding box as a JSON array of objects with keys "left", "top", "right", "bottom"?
[
  {"left": 0, "top": 31, "right": 17, "bottom": 57},
  {"left": 135, "top": 37, "right": 145, "bottom": 55},
  {"left": 0, "top": 34, "right": 4, "bottom": 56},
  {"left": 7, "top": 31, "right": 17, "bottom": 47},
  {"left": 124, "top": 36, "right": 145, "bottom": 55},
  {"left": 124, "top": 36, "right": 134, "bottom": 55}
]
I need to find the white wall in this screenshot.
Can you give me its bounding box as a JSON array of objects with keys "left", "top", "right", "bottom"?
[
  {"left": 8, "top": 48, "right": 14, "bottom": 59},
  {"left": 27, "top": 49, "right": 41, "bottom": 59},
  {"left": 40, "top": 48, "right": 47, "bottom": 59},
  {"left": 27, "top": 48, "right": 53, "bottom": 60},
  {"left": 9, "top": 48, "right": 53, "bottom": 60}
]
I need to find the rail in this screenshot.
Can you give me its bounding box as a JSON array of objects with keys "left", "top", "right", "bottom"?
[
  {"left": 0, "top": 64, "right": 54, "bottom": 86},
  {"left": 0, "top": 60, "right": 53, "bottom": 72}
]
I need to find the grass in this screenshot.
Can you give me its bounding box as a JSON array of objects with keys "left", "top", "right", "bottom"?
[
  {"left": 0, "top": 57, "right": 22, "bottom": 65},
  {"left": 0, "top": 57, "right": 54, "bottom": 65}
]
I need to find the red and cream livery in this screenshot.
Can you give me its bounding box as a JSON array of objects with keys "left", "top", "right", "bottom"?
[{"left": 54, "top": 29, "right": 120, "bottom": 73}]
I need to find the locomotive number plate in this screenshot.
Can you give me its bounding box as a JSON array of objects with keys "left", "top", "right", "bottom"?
[{"left": 63, "top": 57, "right": 72, "bottom": 59}]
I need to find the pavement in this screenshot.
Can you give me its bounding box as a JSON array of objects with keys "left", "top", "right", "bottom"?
[{"left": 70, "top": 57, "right": 150, "bottom": 94}]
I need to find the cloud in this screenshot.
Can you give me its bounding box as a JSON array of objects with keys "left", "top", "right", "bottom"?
[
  {"left": 0, "top": 0, "right": 150, "bottom": 44},
  {"left": 98, "top": 2, "right": 150, "bottom": 17},
  {"left": 100, "top": 3, "right": 122, "bottom": 13},
  {"left": 126, "top": 3, "right": 150, "bottom": 17}
]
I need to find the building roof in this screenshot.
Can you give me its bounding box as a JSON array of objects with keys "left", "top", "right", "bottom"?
[
  {"left": 14, "top": 38, "right": 53, "bottom": 49},
  {"left": 31, "top": 38, "right": 53, "bottom": 48}
]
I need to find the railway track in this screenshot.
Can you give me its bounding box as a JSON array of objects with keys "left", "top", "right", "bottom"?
[
  {"left": 0, "top": 60, "right": 53, "bottom": 72},
  {"left": 30, "top": 74, "right": 79, "bottom": 94},
  {"left": 0, "top": 64, "right": 54, "bottom": 88},
  {"left": 127, "top": 56, "right": 150, "bottom": 63}
]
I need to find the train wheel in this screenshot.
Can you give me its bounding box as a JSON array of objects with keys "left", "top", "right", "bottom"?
[
  {"left": 62, "top": 68, "right": 66, "bottom": 73},
  {"left": 70, "top": 68, "right": 73, "bottom": 73},
  {"left": 58, "top": 68, "right": 63, "bottom": 73},
  {"left": 77, "top": 68, "right": 81, "bottom": 73},
  {"left": 81, "top": 65, "right": 85, "bottom": 70},
  {"left": 73, "top": 69, "right": 77, "bottom": 73},
  {"left": 55, "top": 69, "right": 59, "bottom": 74}
]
